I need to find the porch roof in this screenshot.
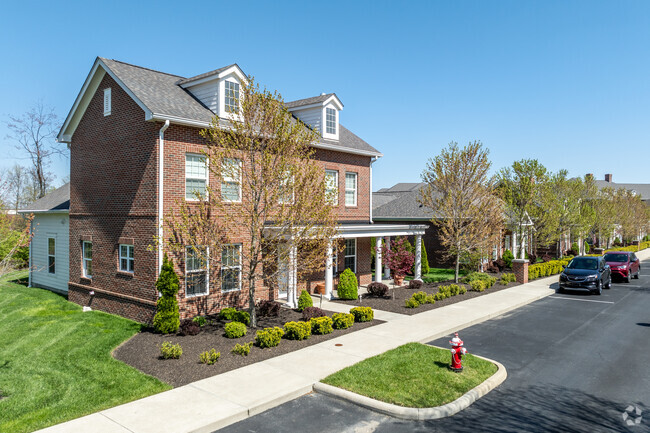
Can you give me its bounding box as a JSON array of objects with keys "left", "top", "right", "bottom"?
[{"left": 337, "top": 223, "right": 427, "bottom": 239}]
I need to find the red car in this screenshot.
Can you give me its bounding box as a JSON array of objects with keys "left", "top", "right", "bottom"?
[{"left": 603, "top": 252, "right": 641, "bottom": 282}]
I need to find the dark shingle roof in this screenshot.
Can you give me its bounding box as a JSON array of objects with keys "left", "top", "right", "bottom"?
[
  {"left": 373, "top": 183, "right": 439, "bottom": 220},
  {"left": 594, "top": 180, "right": 650, "bottom": 200},
  {"left": 19, "top": 183, "right": 70, "bottom": 213},
  {"left": 285, "top": 93, "right": 337, "bottom": 109},
  {"left": 176, "top": 64, "right": 240, "bottom": 85}
]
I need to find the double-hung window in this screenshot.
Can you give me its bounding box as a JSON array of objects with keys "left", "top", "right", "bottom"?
[
  {"left": 185, "top": 153, "right": 207, "bottom": 200},
  {"left": 47, "top": 237, "right": 56, "bottom": 274},
  {"left": 221, "top": 158, "right": 241, "bottom": 202},
  {"left": 326, "top": 107, "right": 336, "bottom": 135},
  {"left": 221, "top": 244, "right": 242, "bottom": 292},
  {"left": 82, "top": 241, "right": 92, "bottom": 278},
  {"left": 344, "top": 238, "right": 356, "bottom": 273},
  {"left": 119, "top": 244, "right": 134, "bottom": 273},
  {"left": 325, "top": 170, "right": 338, "bottom": 205},
  {"left": 186, "top": 246, "right": 208, "bottom": 296},
  {"left": 225, "top": 81, "right": 240, "bottom": 113},
  {"left": 345, "top": 172, "right": 357, "bottom": 207},
  {"left": 278, "top": 171, "right": 294, "bottom": 204}
]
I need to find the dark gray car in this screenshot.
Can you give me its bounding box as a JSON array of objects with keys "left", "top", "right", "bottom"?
[{"left": 558, "top": 256, "right": 611, "bottom": 295}]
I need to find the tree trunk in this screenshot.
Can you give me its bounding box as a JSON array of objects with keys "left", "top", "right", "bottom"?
[
  {"left": 248, "top": 274, "right": 257, "bottom": 328},
  {"left": 455, "top": 249, "right": 460, "bottom": 284}
]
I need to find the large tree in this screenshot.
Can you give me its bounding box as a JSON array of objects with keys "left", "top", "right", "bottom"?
[
  {"left": 163, "top": 79, "right": 339, "bottom": 327},
  {"left": 420, "top": 141, "right": 503, "bottom": 283},
  {"left": 5, "top": 102, "right": 64, "bottom": 199}
]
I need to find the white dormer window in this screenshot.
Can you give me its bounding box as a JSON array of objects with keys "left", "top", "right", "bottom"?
[
  {"left": 326, "top": 108, "right": 336, "bottom": 135},
  {"left": 103, "top": 88, "right": 111, "bottom": 116},
  {"left": 225, "top": 81, "right": 240, "bottom": 113}
]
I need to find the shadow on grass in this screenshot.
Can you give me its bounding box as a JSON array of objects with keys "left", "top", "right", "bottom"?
[{"left": 7, "top": 275, "right": 28, "bottom": 286}]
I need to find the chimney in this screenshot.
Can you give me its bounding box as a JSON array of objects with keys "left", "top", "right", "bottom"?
[
  {"left": 605, "top": 174, "right": 612, "bottom": 182},
  {"left": 586, "top": 173, "right": 594, "bottom": 180}
]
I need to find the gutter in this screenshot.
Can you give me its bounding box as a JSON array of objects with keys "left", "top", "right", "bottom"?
[
  {"left": 370, "top": 156, "right": 377, "bottom": 223},
  {"left": 158, "top": 120, "right": 170, "bottom": 275},
  {"left": 28, "top": 219, "right": 33, "bottom": 288}
]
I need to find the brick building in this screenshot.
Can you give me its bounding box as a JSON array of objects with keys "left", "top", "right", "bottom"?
[{"left": 56, "top": 57, "right": 425, "bottom": 323}]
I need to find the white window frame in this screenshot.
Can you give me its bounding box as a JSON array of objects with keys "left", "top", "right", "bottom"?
[
  {"left": 333, "top": 249, "right": 339, "bottom": 274},
  {"left": 344, "top": 238, "right": 356, "bottom": 273},
  {"left": 103, "top": 88, "right": 111, "bottom": 116},
  {"left": 325, "top": 107, "right": 336, "bottom": 135},
  {"left": 278, "top": 171, "right": 294, "bottom": 204},
  {"left": 345, "top": 172, "right": 357, "bottom": 207},
  {"left": 221, "top": 158, "right": 242, "bottom": 202},
  {"left": 47, "top": 236, "right": 56, "bottom": 275},
  {"left": 185, "top": 153, "right": 208, "bottom": 201},
  {"left": 82, "top": 241, "right": 92, "bottom": 279},
  {"left": 185, "top": 246, "right": 209, "bottom": 297},
  {"left": 221, "top": 244, "right": 242, "bottom": 293},
  {"left": 119, "top": 244, "right": 134, "bottom": 273},
  {"left": 224, "top": 80, "right": 240, "bottom": 114},
  {"left": 325, "top": 169, "right": 339, "bottom": 205}
]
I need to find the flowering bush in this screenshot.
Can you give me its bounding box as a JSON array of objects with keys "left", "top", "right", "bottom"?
[{"left": 382, "top": 237, "right": 415, "bottom": 279}]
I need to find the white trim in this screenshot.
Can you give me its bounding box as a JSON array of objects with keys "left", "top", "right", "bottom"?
[
  {"left": 178, "top": 64, "right": 249, "bottom": 88},
  {"left": 18, "top": 209, "right": 69, "bottom": 214},
  {"left": 221, "top": 244, "right": 242, "bottom": 293},
  {"left": 158, "top": 120, "right": 169, "bottom": 275},
  {"left": 221, "top": 158, "right": 242, "bottom": 203},
  {"left": 82, "top": 241, "right": 92, "bottom": 279},
  {"left": 185, "top": 246, "right": 209, "bottom": 297},
  {"left": 337, "top": 224, "right": 427, "bottom": 239},
  {"left": 325, "top": 169, "right": 339, "bottom": 205},
  {"left": 28, "top": 220, "right": 33, "bottom": 287},
  {"left": 47, "top": 235, "right": 56, "bottom": 275},
  {"left": 286, "top": 94, "right": 344, "bottom": 112},
  {"left": 185, "top": 152, "right": 208, "bottom": 201},
  {"left": 103, "top": 88, "right": 111, "bottom": 116},
  {"left": 345, "top": 172, "right": 357, "bottom": 207},
  {"left": 344, "top": 238, "right": 357, "bottom": 273},
  {"left": 322, "top": 105, "right": 339, "bottom": 140}
]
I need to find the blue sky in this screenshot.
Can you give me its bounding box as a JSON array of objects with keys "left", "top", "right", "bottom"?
[{"left": 1, "top": 0, "right": 649, "bottom": 191}]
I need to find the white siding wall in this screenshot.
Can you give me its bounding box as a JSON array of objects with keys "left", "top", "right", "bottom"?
[
  {"left": 30, "top": 213, "right": 69, "bottom": 294},
  {"left": 291, "top": 107, "right": 322, "bottom": 133},
  {"left": 187, "top": 81, "right": 219, "bottom": 113}
]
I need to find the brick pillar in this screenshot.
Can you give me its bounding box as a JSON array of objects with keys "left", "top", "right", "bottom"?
[{"left": 512, "top": 259, "right": 529, "bottom": 284}]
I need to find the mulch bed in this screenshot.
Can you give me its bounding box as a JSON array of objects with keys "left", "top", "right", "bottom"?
[
  {"left": 114, "top": 307, "right": 381, "bottom": 388},
  {"left": 331, "top": 273, "right": 521, "bottom": 316}
]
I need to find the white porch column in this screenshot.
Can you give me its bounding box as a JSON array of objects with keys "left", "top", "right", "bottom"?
[
  {"left": 383, "top": 236, "right": 391, "bottom": 279},
  {"left": 512, "top": 232, "right": 518, "bottom": 257},
  {"left": 375, "top": 237, "right": 383, "bottom": 282},
  {"left": 520, "top": 231, "right": 526, "bottom": 259},
  {"left": 414, "top": 234, "right": 422, "bottom": 280},
  {"left": 286, "top": 243, "right": 298, "bottom": 308},
  {"left": 325, "top": 241, "right": 333, "bottom": 300}
]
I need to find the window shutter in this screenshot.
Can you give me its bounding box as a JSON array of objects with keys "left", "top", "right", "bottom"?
[{"left": 104, "top": 88, "right": 111, "bottom": 116}]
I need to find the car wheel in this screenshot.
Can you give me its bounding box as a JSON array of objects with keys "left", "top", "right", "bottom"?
[
  {"left": 595, "top": 280, "right": 602, "bottom": 295},
  {"left": 625, "top": 272, "right": 631, "bottom": 283},
  {"left": 634, "top": 269, "right": 640, "bottom": 279},
  {"left": 605, "top": 276, "right": 611, "bottom": 289}
]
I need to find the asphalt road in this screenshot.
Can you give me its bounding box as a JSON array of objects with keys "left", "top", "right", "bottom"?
[{"left": 217, "top": 260, "right": 650, "bottom": 433}]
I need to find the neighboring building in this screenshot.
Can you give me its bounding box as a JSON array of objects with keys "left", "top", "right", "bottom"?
[
  {"left": 18, "top": 183, "right": 70, "bottom": 295},
  {"left": 56, "top": 57, "right": 425, "bottom": 323},
  {"left": 594, "top": 174, "right": 650, "bottom": 206}
]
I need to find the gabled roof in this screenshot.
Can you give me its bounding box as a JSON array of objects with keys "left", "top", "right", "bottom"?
[
  {"left": 18, "top": 183, "right": 70, "bottom": 213},
  {"left": 594, "top": 180, "right": 650, "bottom": 200},
  {"left": 176, "top": 64, "right": 244, "bottom": 86},
  {"left": 58, "top": 58, "right": 380, "bottom": 157},
  {"left": 285, "top": 93, "right": 343, "bottom": 110},
  {"left": 373, "top": 183, "right": 434, "bottom": 220}
]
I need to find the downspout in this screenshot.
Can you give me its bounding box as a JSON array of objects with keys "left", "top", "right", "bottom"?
[
  {"left": 28, "top": 219, "right": 33, "bottom": 287},
  {"left": 158, "top": 120, "right": 170, "bottom": 275},
  {"left": 369, "top": 156, "right": 377, "bottom": 223}
]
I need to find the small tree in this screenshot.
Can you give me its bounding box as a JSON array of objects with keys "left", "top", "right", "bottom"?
[
  {"left": 420, "top": 141, "right": 504, "bottom": 283},
  {"left": 382, "top": 237, "right": 415, "bottom": 279},
  {"left": 337, "top": 268, "right": 358, "bottom": 300},
  {"left": 153, "top": 255, "right": 180, "bottom": 334}
]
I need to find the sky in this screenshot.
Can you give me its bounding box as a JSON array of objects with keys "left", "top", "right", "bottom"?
[{"left": 1, "top": 0, "right": 649, "bottom": 191}]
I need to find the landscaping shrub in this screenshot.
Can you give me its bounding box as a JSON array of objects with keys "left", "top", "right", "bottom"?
[
  {"left": 528, "top": 258, "right": 572, "bottom": 280},
  {"left": 350, "top": 306, "right": 373, "bottom": 322},
  {"left": 160, "top": 341, "right": 182, "bottom": 359},
  {"left": 568, "top": 242, "right": 579, "bottom": 256},
  {"left": 297, "top": 290, "right": 313, "bottom": 312},
  {"left": 425, "top": 294, "right": 436, "bottom": 304},
  {"left": 257, "top": 300, "right": 281, "bottom": 317},
  {"left": 302, "top": 306, "right": 326, "bottom": 321},
  {"left": 332, "top": 312, "right": 354, "bottom": 329},
  {"left": 255, "top": 327, "right": 284, "bottom": 348},
  {"left": 408, "top": 279, "right": 423, "bottom": 290},
  {"left": 337, "top": 268, "right": 358, "bottom": 299},
  {"left": 232, "top": 311, "right": 251, "bottom": 326},
  {"left": 462, "top": 272, "right": 496, "bottom": 288},
  {"left": 192, "top": 316, "right": 207, "bottom": 327},
  {"left": 495, "top": 258, "right": 506, "bottom": 271},
  {"left": 502, "top": 250, "right": 514, "bottom": 269},
  {"left": 231, "top": 342, "right": 254, "bottom": 356},
  {"left": 178, "top": 319, "right": 200, "bottom": 336},
  {"left": 405, "top": 297, "right": 420, "bottom": 308},
  {"left": 283, "top": 321, "right": 312, "bottom": 340},
  {"left": 469, "top": 280, "right": 486, "bottom": 292},
  {"left": 413, "top": 291, "right": 427, "bottom": 305},
  {"left": 199, "top": 348, "right": 221, "bottom": 365},
  {"left": 499, "top": 273, "right": 517, "bottom": 285},
  {"left": 486, "top": 263, "right": 499, "bottom": 273},
  {"left": 420, "top": 239, "right": 430, "bottom": 275},
  {"left": 367, "top": 282, "right": 389, "bottom": 297},
  {"left": 224, "top": 321, "right": 247, "bottom": 339},
  {"left": 606, "top": 241, "right": 650, "bottom": 252},
  {"left": 585, "top": 243, "right": 591, "bottom": 254},
  {"left": 153, "top": 256, "right": 180, "bottom": 334},
  {"left": 219, "top": 308, "right": 237, "bottom": 321},
  {"left": 311, "top": 316, "right": 333, "bottom": 335}
]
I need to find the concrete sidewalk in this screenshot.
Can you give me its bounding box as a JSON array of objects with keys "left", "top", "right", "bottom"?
[{"left": 36, "top": 269, "right": 601, "bottom": 433}]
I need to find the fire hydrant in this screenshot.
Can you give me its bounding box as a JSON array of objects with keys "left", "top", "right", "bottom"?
[{"left": 449, "top": 332, "right": 467, "bottom": 372}]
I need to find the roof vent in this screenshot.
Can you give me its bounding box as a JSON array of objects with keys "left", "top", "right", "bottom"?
[{"left": 320, "top": 93, "right": 326, "bottom": 96}]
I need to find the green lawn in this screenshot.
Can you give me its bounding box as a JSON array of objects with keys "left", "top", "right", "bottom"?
[
  {"left": 0, "top": 271, "right": 170, "bottom": 433},
  {"left": 321, "top": 343, "right": 497, "bottom": 408},
  {"left": 405, "top": 268, "right": 468, "bottom": 283}
]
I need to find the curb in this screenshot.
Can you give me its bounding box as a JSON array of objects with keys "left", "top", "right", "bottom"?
[{"left": 313, "top": 353, "right": 507, "bottom": 420}]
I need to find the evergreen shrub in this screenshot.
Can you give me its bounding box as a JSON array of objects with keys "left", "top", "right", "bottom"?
[
  {"left": 332, "top": 312, "right": 354, "bottom": 329},
  {"left": 297, "top": 290, "right": 313, "bottom": 312},
  {"left": 153, "top": 256, "right": 180, "bottom": 334},
  {"left": 283, "top": 321, "right": 312, "bottom": 340},
  {"left": 337, "top": 269, "right": 358, "bottom": 299}
]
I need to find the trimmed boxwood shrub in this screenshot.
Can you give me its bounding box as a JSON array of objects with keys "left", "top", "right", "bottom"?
[
  {"left": 462, "top": 272, "right": 496, "bottom": 288},
  {"left": 199, "top": 349, "right": 220, "bottom": 365},
  {"left": 408, "top": 279, "right": 423, "bottom": 290},
  {"left": 297, "top": 290, "right": 313, "bottom": 312},
  {"left": 231, "top": 342, "right": 253, "bottom": 356},
  {"left": 311, "top": 316, "right": 333, "bottom": 335},
  {"left": 413, "top": 291, "right": 427, "bottom": 305},
  {"left": 405, "top": 297, "right": 419, "bottom": 308},
  {"left": 283, "top": 321, "right": 312, "bottom": 340},
  {"left": 219, "top": 308, "right": 237, "bottom": 321},
  {"left": 224, "top": 321, "right": 247, "bottom": 339},
  {"left": 337, "top": 268, "right": 358, "bottom": 300},
  {"left": 469, "top": 280, "right": 486, "bottom": 292},
  {"left": 350, "top": 306, "right": 373, "bottom": 322},
  {"left": 425, "top": 294, "right": 436, "bottom": 304},
  {"left": 255, "top": 327, "right": 284, "bottom": 348},
  {"left": 153, "top": 256, "right": 180, "bottom": 334},
  {"left": 332, "top": 312, "right": 354, "bottom": 329},
  {"left": 302, "top": 306, "right": 326, "bottom": 321},
  {"left": 232, "top": 311, "right": 251, "bottom": 326},
  {"left": 160, "top": 341, "right": 182, "bottom": 359},
  {"left": 499, "top": 273, "right": 517, "bottom": 285},
  {"left": 367, "top": 282, "right": 389, "bottom": 297}
]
